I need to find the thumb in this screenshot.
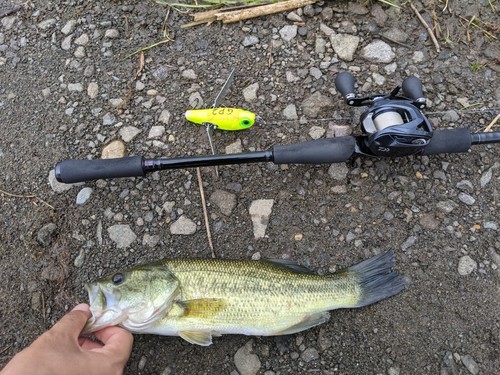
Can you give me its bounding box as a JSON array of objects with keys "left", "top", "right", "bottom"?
[{"left": 50, "top": 304, "right": 91, "bottom": 338}]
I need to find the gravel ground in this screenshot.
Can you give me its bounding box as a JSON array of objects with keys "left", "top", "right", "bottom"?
[{"left": 1, "top": 0, "right": 499, "bottom": 374}]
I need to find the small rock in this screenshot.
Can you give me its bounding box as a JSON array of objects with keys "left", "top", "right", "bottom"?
[
  {"left": 159, "top": 109, "right": 171, "bottom": 125},
  {"left": 279, "top": 25, "right": 298, "bottom": 42},
  {"left": 283, "top": 104, "right": 298, "bottom": 120},
  {"left": 461, "top": 355, "right": 479, "bottom": 375},
  {"left": 38, "top": 18, "right": 56, "bottom": 30},
  {"left": 309, "top": 67, "right": 322, "bottom": 80},
  {"left": 143, "top": 234, "right": 160, "bottom": 247},
  {"left": 102, "top": 140, "right": 126, "bottom": 159},
  {"left": 483, "top": 221, "right": 497, "bottom": 230},
  {"left": 401, "top": 236, "right": 417, "bottom": 251},
  {"left": 76, "top": 187, "right": 93, "bottom": 205},
  {"left": 442, "top": 110, "right": 459, "bottom": 122},
  {"left": 242, "top": 35, "right": 259, "bottom": 47},
  {"left": 120, "top": 126, "right": 141, "bottom": 142},
  {"left": 361, "top": 40, "right": 395, "bottom": 63},
  {"left": 170, "top": 215, "right": 197, "bottom": 235},
  {"left": 287, "top": 12, "right": 303, "bottom": 22},
  {"left": 37, "top": 223, "right": 57, "bottom": 247},
  {"left": 328, "top": 163, "right": 349, "bottom": 181},
  {"left": 68, "top": 83, "right": 83, "bottom": 92},
  {"left": 108, "top": 224, "right": 137, "bottom": 248},
  {"left": 329, "top": 34, "right": 360, "bottom": 61},
  {"left": 412, "top": 51, "right": 425, "bottom": 63},
  {"left": 148, "top": 126, "right": 165, "bottom": 139},
  {"left": 234, "top": 340, "right": 261, "bottom": 375},
  {"left": 300, "top": 347, "right": 319, "bottom": 363},
  {"left": 74, "top": 248, "right": 86, "bottom": 268},
  {"left": 243, "top": 83, "right": 259, "bottom": 102},
  {"left": 226, "top": 139, "right": 243, "bottom": 154},
  {"left": 162, "top": 201, "right": 175, "bottom": 214},
  {"left": 138, "top": 356, "right": 147, "bottom": 371},
  {"left": 87, "top": 82, "right": 99, "bottom": 98},
  {"left": 302, "top": 91, "right": 333, "bottom": 118},
  {"left": 419, "top": 213, "right": 439, "bottom": 230},
  {"left": 210, "top": 190, "right": 237, "bottom": 216},
  {"left": 249, "top": 199, "right": 274, "bottom": 239},
  {"left": 61, "top": 35, "right": 72, "bottom": 50},
  {"left": 74, "top": 33, "right": 89, "bottom": 46},
  {"left": 104, "top": 29, "right": 119, "bottom": 39},
  {"left": 479, "top": 163, "right": 498, "bottom": 188},
  {"left": 61, "top": 19, "right": 77, "bottom": 35},
  {"left": 102, "top": 112, "right": 116, "bottom": 126},
  {"left": 458, "top": 192, "right": 475, "bottom": 205},
  {"left": 387, "top": 367, "right": 400, "bottom": 375},
  {"left": 309, "top": 126, "right": 325, "bottom": 139},
  {"left": 458, "top": 256, "right": 477, "bottom": 276},
  {"left": 181, "top": 69, "right": 197, "bottom": 80},
  {"left": 436, "top": 200, "right": 458, "bottom": 214}
]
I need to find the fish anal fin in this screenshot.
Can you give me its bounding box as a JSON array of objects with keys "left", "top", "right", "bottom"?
[
  {"left": 179, "top": 330, "right": 214, "bottom": 346},
  {"left": 274, "top": 312, "right": 330, "bottom": 336},
  {"left": 177, "top": 298, "right": 226, "bottom": 319}
]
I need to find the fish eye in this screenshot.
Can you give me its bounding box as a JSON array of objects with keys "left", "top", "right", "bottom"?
[{"left": 112, "top": 273, "right": 124, "bottom": 285}]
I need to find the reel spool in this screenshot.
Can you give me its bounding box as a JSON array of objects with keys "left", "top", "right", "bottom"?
[{"left": 360, "top": 100, "right": 433, "bottom": 156}]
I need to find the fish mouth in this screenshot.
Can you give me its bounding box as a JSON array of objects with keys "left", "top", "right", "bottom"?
[{"left": 83, "top": 283, "right": 127, "bottom": 333}]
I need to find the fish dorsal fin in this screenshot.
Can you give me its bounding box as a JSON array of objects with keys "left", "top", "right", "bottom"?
[
  {"left": 176, "top": 298, "right": 227, "bottom": 319},
  {"left": 179, "top": 330, "right": 214, "bottom": 346},
  {"left": 263, "top": 259, "right": 316, "bottom": 274},
  {"left": 274, "top": 312, "right": 331, "bottom": 336}
]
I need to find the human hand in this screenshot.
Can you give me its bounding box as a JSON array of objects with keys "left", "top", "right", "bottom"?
[{"left": 1, "top": 304, "right": 133, "bottom": 375}]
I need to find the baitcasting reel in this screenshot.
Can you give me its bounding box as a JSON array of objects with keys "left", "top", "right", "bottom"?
[{"left": 335, "top": 72, "right": 433, "bottom": 157}]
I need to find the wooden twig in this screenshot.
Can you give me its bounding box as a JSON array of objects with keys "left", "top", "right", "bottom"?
[
  {"left": 0, "top": 188, "right": 55, "bottom": 210},
  {"left": 196, "top": 167, "right": 215, "bottom": 258},
  {"left": 409, "top": 2, "right": 441, "bottom": 53},
  {"left": 189, "top": 0, "right": 316, "bottom": 25},
  {"left": 484, "top": 114, "right": 500, "bottom": 132}
]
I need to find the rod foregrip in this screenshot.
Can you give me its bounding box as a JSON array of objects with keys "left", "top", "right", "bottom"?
[
  {"left": 55, "top": 156, "right": 145, "bottom": 183},
  {"left": 422, "top": 128, "right": 472, "bottom": 155},
  {"left": 272, "top": 136, "right": 356, "bottom": 165}
]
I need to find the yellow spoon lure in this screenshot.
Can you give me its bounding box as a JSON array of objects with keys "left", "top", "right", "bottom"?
[{"left": 185, "top": 108, "right": 256, "bottom": 131}]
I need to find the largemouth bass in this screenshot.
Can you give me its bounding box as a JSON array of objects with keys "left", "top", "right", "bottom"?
[{"left": 84, "top": 251, "right": 404, "bottom": 346}]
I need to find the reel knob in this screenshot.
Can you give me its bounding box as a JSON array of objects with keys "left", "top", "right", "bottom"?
[
  {"left": 402, "top": 77, "right": 426, "bottom": 109},
  {"left": 335, "top": 72, "right": 356, "bottom": 105}
]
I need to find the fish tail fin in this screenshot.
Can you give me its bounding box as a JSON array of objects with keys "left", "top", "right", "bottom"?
[{"left": 348, "top": 251, "right": 405, "bottom": 308}]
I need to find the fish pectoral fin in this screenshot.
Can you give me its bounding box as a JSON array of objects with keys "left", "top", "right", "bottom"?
[
  {"left": 176, "top": 298, "right": 226, "bottom": 319},
  {"left": 179, "top": 330, "right": 215, "bottom": 346},
  {"left": 274, "top": 312, "right": 331, "bottom": 336}
]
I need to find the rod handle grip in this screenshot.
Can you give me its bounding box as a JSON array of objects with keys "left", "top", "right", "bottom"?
[
  {"left": 273, "top": 136, "right": 356, "bottom": 165},
  {"left": 55, "top": 156, "right": 145, "bottom": 183},
  {"left": 422, "top": 129, "right": 472, "bottom": 155}
]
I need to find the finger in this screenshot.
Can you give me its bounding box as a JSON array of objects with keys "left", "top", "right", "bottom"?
[
  {"left": 79, "top": 337, "right": 104, "bottom": 350},
  {"left": 50, "top": 304, "right": 91, "bottom": 338},
  {"left": 92, "top": 326, "right": 133, "bottom": 361}
]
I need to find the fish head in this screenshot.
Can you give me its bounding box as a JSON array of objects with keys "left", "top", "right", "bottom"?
[{"left": 84, "top": 263, "right": 179, "bottom": 333}]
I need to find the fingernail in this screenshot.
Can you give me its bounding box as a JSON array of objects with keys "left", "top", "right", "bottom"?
[{"left": 72, "top": 303, "right": 90, "bottom": 312}]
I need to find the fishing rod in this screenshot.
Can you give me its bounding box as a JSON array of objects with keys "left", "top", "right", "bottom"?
[{"left": 55, "top": 72, "right": 500, "bottom": 184}]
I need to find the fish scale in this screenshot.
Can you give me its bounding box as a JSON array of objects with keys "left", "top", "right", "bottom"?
[{"left": 85, "top": 252, "right": 405, "bottom": 346}]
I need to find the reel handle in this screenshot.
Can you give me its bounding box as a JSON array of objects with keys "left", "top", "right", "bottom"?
[
  {"left": 401, "top": 77, "right": 425, "bottom": 108},
  {"left": 335, "top": 72, "right": 356, "bottom": 105}
]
